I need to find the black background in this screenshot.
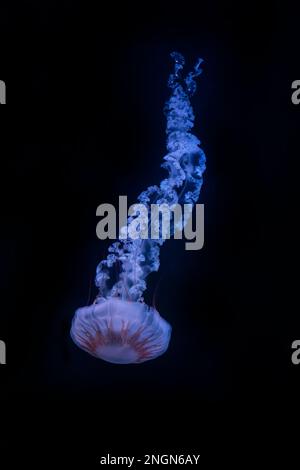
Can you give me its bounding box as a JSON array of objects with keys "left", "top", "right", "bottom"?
[{"left": 0, "top": 0, "right": 299, "bottom": 464}]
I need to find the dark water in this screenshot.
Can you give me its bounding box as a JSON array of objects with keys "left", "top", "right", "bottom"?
[{"left": 0, "top": 0, "right": 299, "bottom": 464}]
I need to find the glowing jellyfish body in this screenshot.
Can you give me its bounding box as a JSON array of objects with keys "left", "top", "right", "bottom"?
[
  {"left": 71, "top": 298, "right": 171, "bottom": 364},
  {"left": 71, "top": 52, "right": 206, "bottom": 364}
]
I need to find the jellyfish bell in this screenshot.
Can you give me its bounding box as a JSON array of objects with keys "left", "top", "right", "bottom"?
[{"left": 70, "top": 297, "right": 171, "bottom": 364}]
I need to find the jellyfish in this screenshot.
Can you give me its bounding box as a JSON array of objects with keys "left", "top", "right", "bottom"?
[{"left": 70, "top": 52, "right": 206, "bottom": 364}]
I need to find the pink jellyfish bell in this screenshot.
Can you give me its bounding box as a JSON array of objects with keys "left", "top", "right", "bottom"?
[{"left": 71, "top": 297, "right": 171, "bottom": 364}]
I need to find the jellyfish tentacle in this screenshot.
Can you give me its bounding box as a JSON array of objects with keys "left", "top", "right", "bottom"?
[{"left": 94, "top": 52, "right": 205, "bottom": 302}]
